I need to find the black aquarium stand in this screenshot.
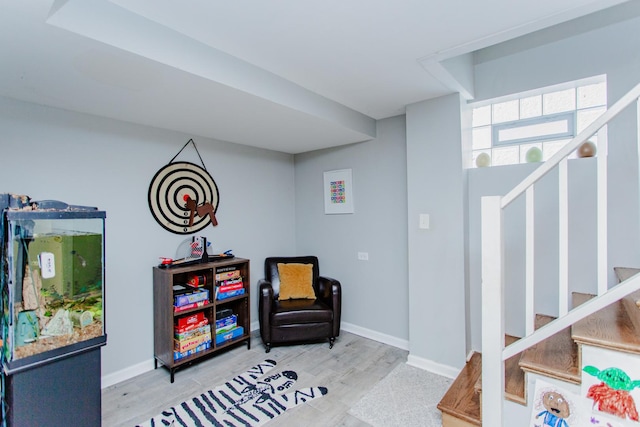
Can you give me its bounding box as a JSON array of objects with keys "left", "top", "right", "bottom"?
[{"left": 4, "top": 342, "right": 104, "bottom": 427}]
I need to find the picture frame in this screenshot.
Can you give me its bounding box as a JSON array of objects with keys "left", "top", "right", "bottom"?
[{"left": 323, "top": 169, "right": 354, "bottom": 214}]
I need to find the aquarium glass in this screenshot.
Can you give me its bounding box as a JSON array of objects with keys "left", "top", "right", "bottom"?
[{"left": 4, "top": 215, "right": 104, "bottom": 362}]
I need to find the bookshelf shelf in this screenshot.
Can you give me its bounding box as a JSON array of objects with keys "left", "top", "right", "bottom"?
[{"left": 152, "top": 257, "right": 250, "bottom": 382}]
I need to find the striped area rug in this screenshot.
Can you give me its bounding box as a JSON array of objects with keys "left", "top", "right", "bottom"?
[{"left": 137, "top": 360, "right": 327, "bottom": 427}]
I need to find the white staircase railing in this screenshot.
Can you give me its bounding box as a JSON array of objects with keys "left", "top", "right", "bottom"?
[{"left": 481, "top": 81, "right": 640, "bottom": 426}]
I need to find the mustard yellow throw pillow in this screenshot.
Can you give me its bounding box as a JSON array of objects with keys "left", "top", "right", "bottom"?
[{"left": 277, "top": 263, "right": 315, "bottom": 300}]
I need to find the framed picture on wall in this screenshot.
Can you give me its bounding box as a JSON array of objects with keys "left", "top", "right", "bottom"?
[{"left": 323, "top": 169, "right": 354, "bottom": 214}]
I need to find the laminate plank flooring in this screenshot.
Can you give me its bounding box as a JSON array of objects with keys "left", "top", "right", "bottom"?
[{"left": 102, "top": 331, "right": 408, "bottom": 427}]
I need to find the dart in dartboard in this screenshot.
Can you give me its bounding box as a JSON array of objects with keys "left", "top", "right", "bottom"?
[{"left": 183, "top": 195, "right": 218, "bottom": 227}]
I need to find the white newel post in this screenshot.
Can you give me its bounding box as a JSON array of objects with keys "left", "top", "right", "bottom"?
[{"left": 481, "top": 195, "right": 505, "bottom": 427}]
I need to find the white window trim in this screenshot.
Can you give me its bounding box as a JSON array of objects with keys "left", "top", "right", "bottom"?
[{"left": 492, "top": 112, "right": 575, "bottom": 146}]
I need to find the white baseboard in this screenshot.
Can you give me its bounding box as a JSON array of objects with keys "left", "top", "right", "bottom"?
[
  {"left": 102, "top": 358, "right": 155, "bottom": 389},
  {"left": 340, "top": 322, "right": 409, "bottom": 350},
  {"left": 406, "top": 353, "right": 460, "bottom": 379}
]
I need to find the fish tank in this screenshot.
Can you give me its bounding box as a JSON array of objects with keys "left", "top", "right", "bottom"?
[{"left": 0, "top": 198, "right": 106, "bottom": 374}]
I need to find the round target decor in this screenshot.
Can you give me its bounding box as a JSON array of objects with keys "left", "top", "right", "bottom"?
[{"left": 148, "top": 161, "right": 220, "bottom": 234}]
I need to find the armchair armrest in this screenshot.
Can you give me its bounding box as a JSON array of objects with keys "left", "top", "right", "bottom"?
[
  {"left": 318, "top": 276, "right": 339, "bottom": 302},
  {"left": 259, "top": 279, "right": 274, "bottom": 300},
  {"left": 258, "top": 279, "right": 274, "bottom": 343},
  {"left": 318, "top": 276, "right": 341, "bottom": 337}
]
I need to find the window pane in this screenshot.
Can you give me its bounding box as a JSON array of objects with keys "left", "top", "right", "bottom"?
[
  {"left": 492, "top": 146, "right": 519, "bottom": 166},
  {"left": 577, "top": 82, "right": 607, "bottom": 109},
  {"left": 492, "top": 100, "right": 519, "bottom": 124},
  {"left": 577, "top": 106, "right": 605, "bottom": 133},
  {"left": 542, "top": 139, "right": 570, "bottom": 161},
  {"left": 472, "top": 126, "right": 492, "bottom": 149},
  {"left": 520, "top": 143, "right": 543, "bottom": 163},
  {"left": 520, "top": 95, "right": 542, "bottom": 119},
  {"left": 473, "top": 105, "right": 491, "bottom": 127},
  {"left": 497, "top": 118, "right": 569, "bottom": 144},
  {"left": 543, "top": 88, "right": 575, "bottom": 114}
]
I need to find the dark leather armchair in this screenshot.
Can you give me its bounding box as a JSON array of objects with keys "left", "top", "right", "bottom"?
[{"left": 258, "top": 256, "right": 341, "bottom": 353}]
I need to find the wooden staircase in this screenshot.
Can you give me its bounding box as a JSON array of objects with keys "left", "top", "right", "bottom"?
[{"left": 438, "top": 288, "right": 640, "bottom": 426}]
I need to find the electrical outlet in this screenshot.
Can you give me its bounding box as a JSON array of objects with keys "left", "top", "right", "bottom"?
[{"left": 357, "top": 252, "right": 369, "bottom": 261}]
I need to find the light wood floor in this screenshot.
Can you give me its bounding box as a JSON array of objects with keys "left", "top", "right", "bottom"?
[{"left": 102, "top": 331, "right": 408, "bottom": 426}]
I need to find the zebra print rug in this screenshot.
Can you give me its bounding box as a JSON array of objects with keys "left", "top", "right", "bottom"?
[{"left": 137, "top": 359, "right": 327, "bottom": 427}]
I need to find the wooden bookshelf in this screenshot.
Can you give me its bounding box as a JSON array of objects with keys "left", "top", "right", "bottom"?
[{"left": 152, "top": 258, "right": 250, "bottom": 382}]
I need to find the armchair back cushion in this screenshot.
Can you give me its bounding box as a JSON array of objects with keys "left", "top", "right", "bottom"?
[
  {"left": 265, "top": 256, "right": 321, "bottom": 298},
  {"left": 277, "top": 263, "right": 315, "bottom": 300}
]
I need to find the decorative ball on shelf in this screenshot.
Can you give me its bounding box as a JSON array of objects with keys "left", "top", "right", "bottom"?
[
  {"left": 525, "top": 147, "right": 543, "bottom": 163},
  {"left": 475, "top": 152, "right": 491, "bottom": 168},
  {"left": 577, "top": 141, "right": 597, "bottom": 158}
]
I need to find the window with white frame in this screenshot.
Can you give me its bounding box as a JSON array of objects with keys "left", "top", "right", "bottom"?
[{"left": 471, "top": 78, "right": 607, "bottom": 168}]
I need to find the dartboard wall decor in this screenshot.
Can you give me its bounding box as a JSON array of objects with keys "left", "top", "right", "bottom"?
[{"left": 148, "top": 161, "right": 220, "bottom": 234}]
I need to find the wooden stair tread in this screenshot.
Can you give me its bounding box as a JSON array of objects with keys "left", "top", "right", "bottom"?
[
  {"left": 519, "top": 314, "right": 580, "bottom": 384},
  {"left": 572, "top": 291, "right": 640, "bottom": 354},
  {"left": 474, "top": 335, "right": 526, "bottom": 405},
  {"left": 437, "top": 352, "right": 481, "bottom": 426}
]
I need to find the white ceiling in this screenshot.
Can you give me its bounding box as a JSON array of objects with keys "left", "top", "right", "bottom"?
[{"left": 0, "top": 0, "right": 631, "bottom": 153}]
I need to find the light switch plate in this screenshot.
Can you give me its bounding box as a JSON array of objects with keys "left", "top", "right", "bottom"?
[{"left": 419, "top": 213, "right": 430, "bottom": 229}]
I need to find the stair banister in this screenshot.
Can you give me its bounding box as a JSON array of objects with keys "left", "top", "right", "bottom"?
[
  {"left": 500, "top": 81, "right": 640, "bottom": 208},
  {"left": 596, "top": 126, "right": 608, "bottom": 296},
  {"left": 481, "top": 81, "right": 640, "bottom": 427},
  {"left": 502, "top": 274, "right": 640, "bottom": 359},
  {"left": 559, "top": 158, "right": 569, "bottom": 316},
  {"left": 481, "top": 195, "right": 505, "bottom": 427},
  {"left": 525, "top": 187, "right": 534, "bottom": 335}
]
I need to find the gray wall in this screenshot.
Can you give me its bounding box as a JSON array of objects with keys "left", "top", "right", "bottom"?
[
  {"left": 468, "top": 13, "right": 640, "bottom": 350},
  {"left": 0, "top": 96, "right": 296, "bottom": 381},
  {"left": 406, "top": 93, "right": 467, "bottom": 370},
  {"left": 294, "top": 116, "right": 409, "bottom": 344}
]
